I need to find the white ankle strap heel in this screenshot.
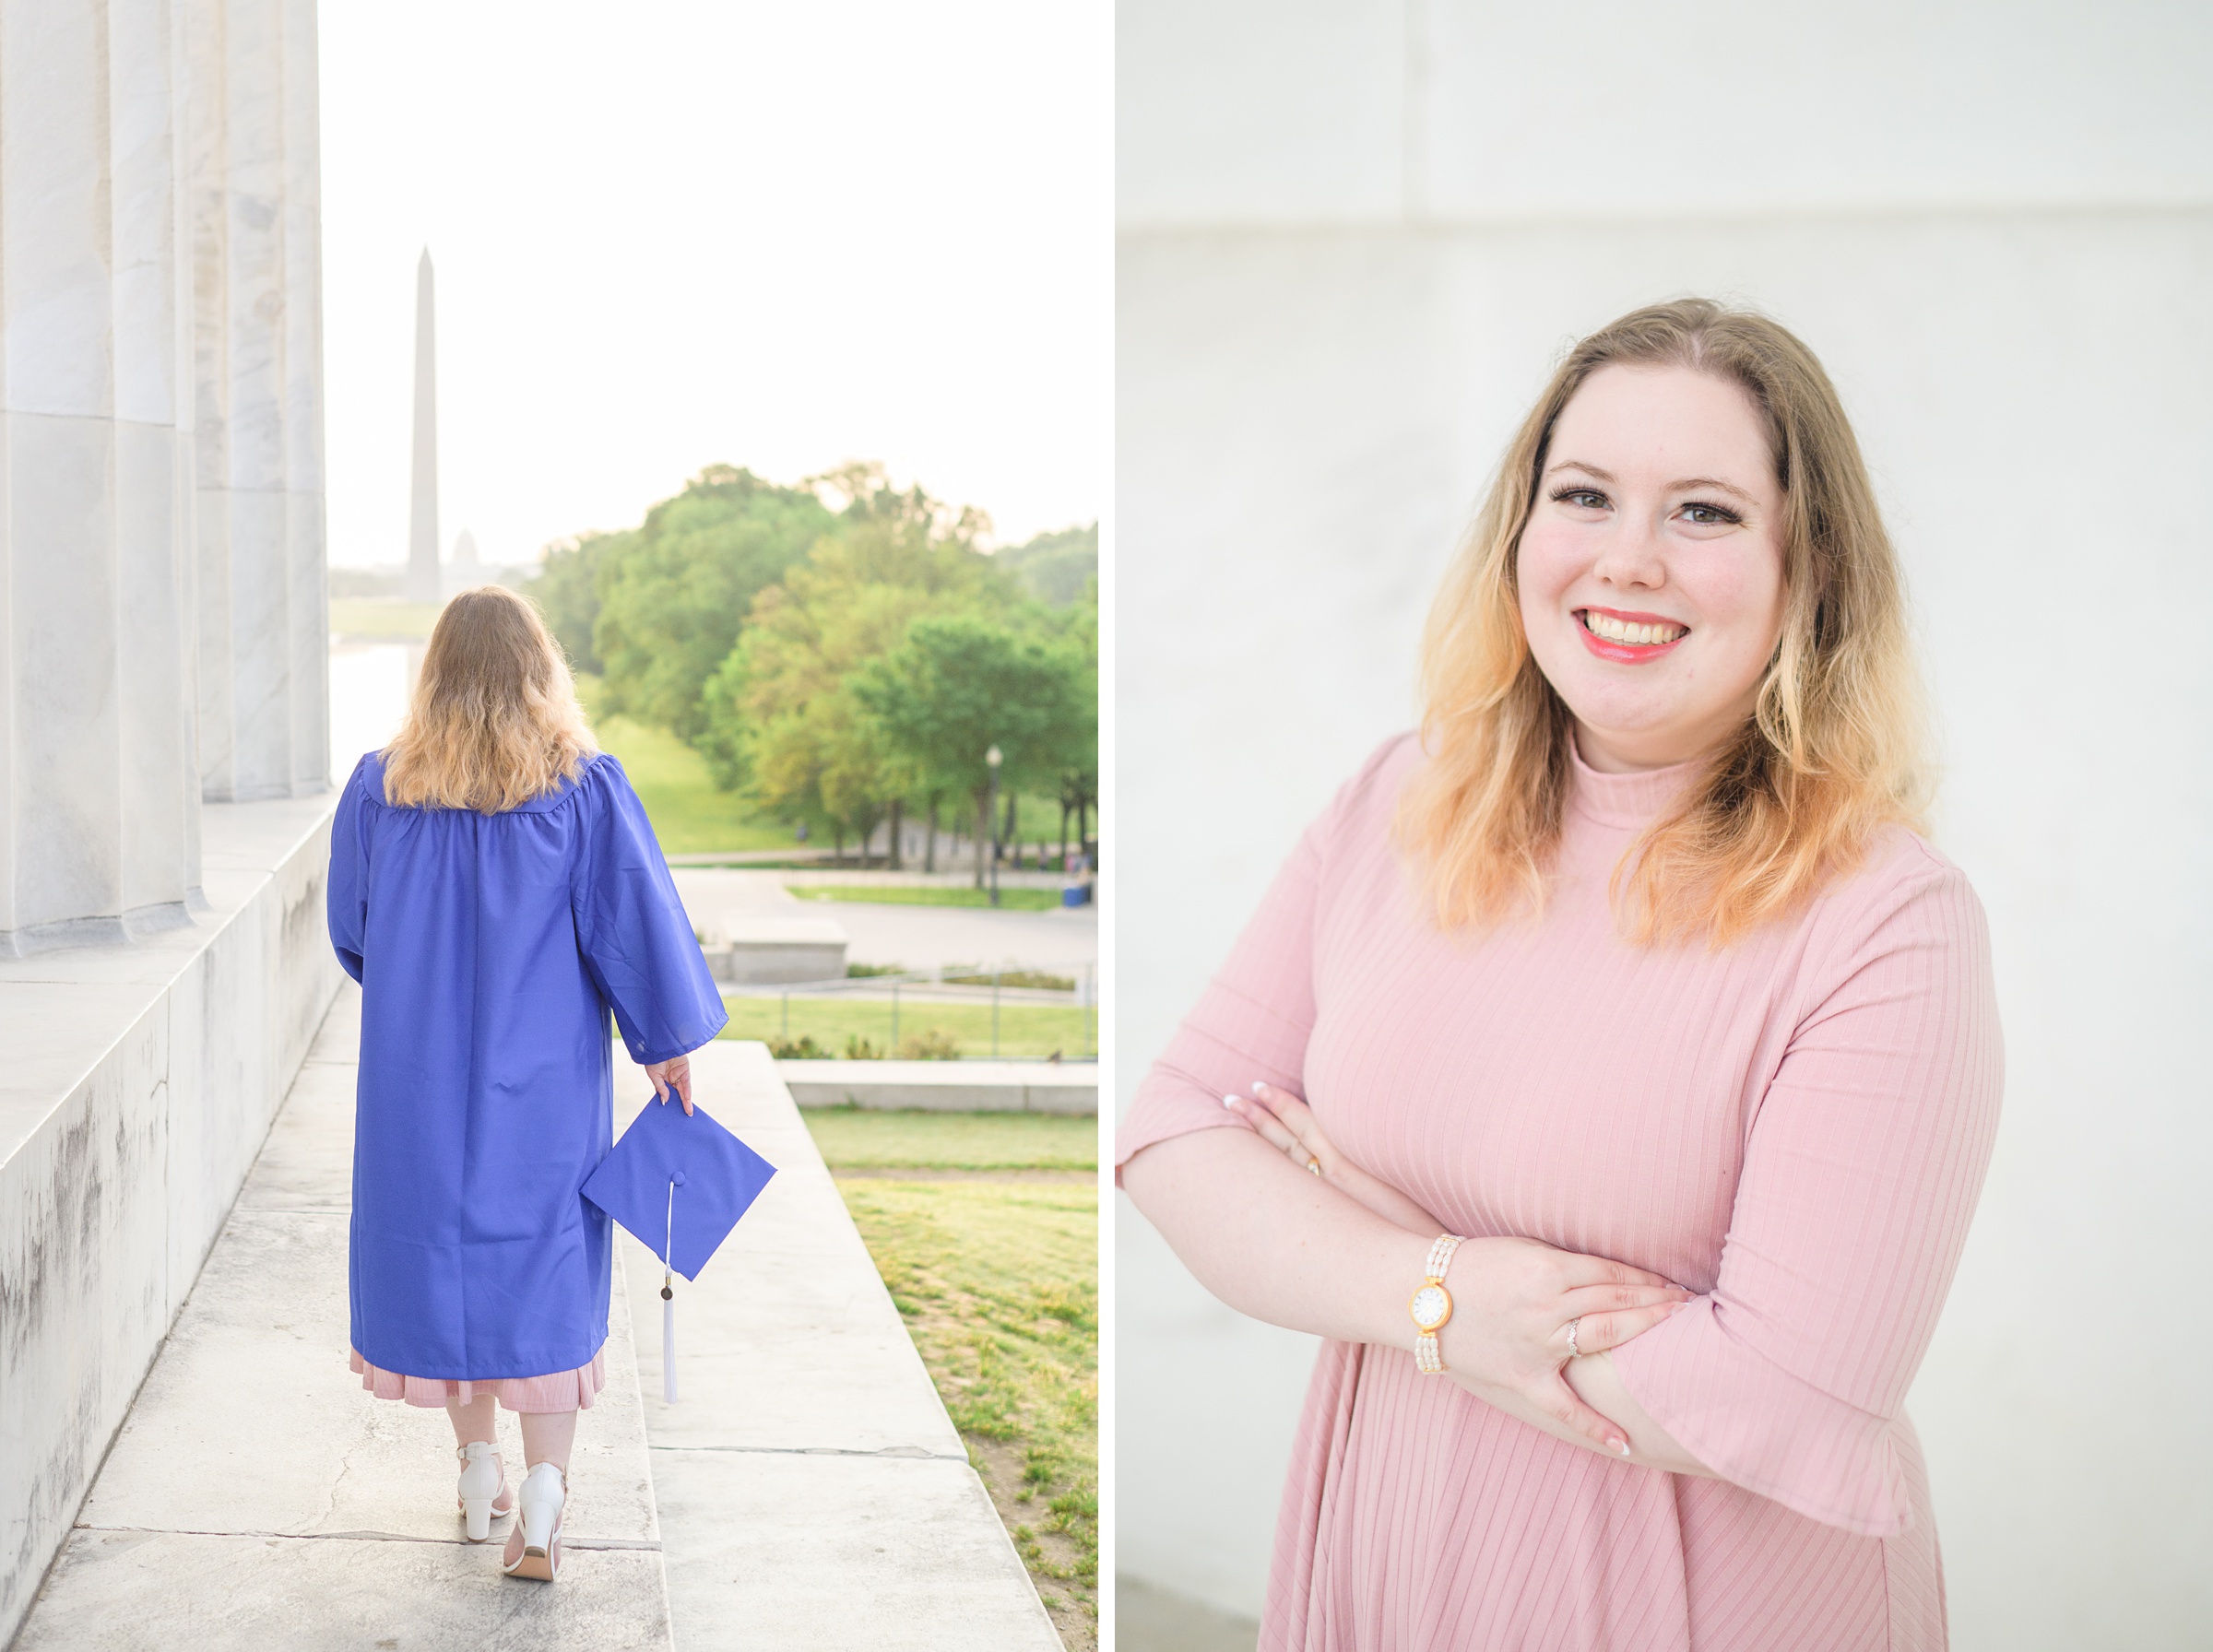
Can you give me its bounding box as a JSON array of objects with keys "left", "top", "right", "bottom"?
[
  {"left": 503, "top": 1460, "right": 567, "bottom": 1582},
  {"left": 455, "top": 1441, "right": 506, "bottom": 1543}
]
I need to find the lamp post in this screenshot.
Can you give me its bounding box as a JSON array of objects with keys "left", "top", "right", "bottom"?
[{"left": 985, "top": 745, "right": 1002, "bottom": 908}]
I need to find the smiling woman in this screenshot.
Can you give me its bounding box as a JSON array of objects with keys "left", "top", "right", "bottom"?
[
  {"left": 1118, "top": 299, "right": 2001, "bottom": 1651},
  {"left": 1402, "top": 301, "right": 1924, "bottom": 948}
]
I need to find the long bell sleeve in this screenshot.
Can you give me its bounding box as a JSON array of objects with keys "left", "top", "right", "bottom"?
[
  {"left": 1608, "top": 852, "right": 2004, "bottom": 1535},
  {"left": 1114, "top": 740, "right": 1404, "bottom": 1177},
  {"left": 569, "top": 755, "right": 729, "bottom": 1065}
]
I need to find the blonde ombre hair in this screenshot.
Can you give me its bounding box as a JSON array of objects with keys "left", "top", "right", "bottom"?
[
  {"left": 1398, "top": 298, "right": 1929, "bottom": 947},
  {"left": 381, "top": 585, "right": 598, "bottom": 812}
]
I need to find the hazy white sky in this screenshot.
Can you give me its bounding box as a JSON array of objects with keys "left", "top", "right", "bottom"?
[{"left": 318, "top": 1, "right": 1108, "bottom": 568}]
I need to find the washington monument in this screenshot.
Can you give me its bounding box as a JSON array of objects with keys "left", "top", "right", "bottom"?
[{"left": 405, "top": 250, "right": 439, "bottom": 603}]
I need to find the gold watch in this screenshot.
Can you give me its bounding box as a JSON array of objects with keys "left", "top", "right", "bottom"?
[{"left": 1410, "top": 1233, "right": 1464, "bottom": 1374}]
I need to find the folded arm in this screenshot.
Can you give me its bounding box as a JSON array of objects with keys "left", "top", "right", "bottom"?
[
  {"left": 1201, "top": 1081, "right": 1712, "bottom": 1476},
  {"left": 1126, "top": 1113, "right": 1691, "bottom": 1460}
]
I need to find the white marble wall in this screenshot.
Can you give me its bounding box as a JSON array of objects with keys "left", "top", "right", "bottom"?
[
  {"left": 1118, "top": 5, "right": 2213, "bottom": 1645},
  {"left": 0, "top": 792, "right": 344, "bottom": 1646},
  {"left": 0, "top": 0, "right": 326, "bottom": 953}
]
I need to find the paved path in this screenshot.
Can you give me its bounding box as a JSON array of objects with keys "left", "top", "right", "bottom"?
[
  {"left": 11, "top": 985, "right": 1059, "bottom": 1651},
  {"left": 670, "top": 868, "right": 1096, "bottom": 974}
]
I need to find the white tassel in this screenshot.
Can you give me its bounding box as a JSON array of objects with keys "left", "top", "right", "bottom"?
[
  {"left": 662, "top": 1280, "right": 677, "bottom": 1404},
  {"left": 661, "top": 1176, "right": 679, "bottom": 1405}
]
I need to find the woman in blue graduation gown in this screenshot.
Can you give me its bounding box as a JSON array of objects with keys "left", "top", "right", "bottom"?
[{"left": 326, "top": 585, "right": 726, "bottom": 1580}]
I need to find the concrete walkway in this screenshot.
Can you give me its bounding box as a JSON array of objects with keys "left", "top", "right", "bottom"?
[
  {"left": 10, "top": 985, "right": 1059, "bottom": 1651},
  {"left": 670, "top": 868, "right": 1095, "bottom": 974}
]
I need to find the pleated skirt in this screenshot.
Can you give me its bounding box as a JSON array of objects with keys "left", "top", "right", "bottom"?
[{"left": 347, "top": 1344, "right": 609, "bottom": 1412}]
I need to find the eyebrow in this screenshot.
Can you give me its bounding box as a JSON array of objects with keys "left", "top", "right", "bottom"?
[{"left": 1545, "top": 460, "right": 1760, "bottom": 506}]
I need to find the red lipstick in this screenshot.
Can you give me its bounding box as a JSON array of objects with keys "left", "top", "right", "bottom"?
[{"left": 1575, "top": 607, "right": 1689, "bottom": 665}]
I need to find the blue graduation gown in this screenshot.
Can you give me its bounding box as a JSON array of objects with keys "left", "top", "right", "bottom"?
[{"left": 326, "top": 750, "right": 728, "bottom": 1380}]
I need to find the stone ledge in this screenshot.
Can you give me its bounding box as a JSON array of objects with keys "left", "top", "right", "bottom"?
[
  {"left": 700, "top": 917, "right": 850, "bottom": 985},
  {"left": 614, "top": 1041, "right": 1061, "bottom": 1648},
  {"left": 0, "top": 791, "right": 346, "bottom": 1647},
  {"left": 775, "top": 1056, "right": 1099, "bottom": 1115}
]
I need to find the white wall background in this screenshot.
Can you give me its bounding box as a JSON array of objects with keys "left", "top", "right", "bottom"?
[{"left": 1115, "top": 4, "right": 2213, "bottom": 1645}]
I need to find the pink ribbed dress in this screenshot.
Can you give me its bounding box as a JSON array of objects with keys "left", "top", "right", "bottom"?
[{"left": 1117, "top": 734, "right": 2003, "bottom": 1651}]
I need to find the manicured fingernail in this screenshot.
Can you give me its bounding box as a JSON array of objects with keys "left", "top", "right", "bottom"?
[
  {"left": 1251, "top": 1080, "right": 1269, "bottom": 1093},
  {"left": 1222, "top": 1094, "right": 1240, "bottom": 1108},
  {"left": 1612, "top": 1438, "right": 1631, "bottom": 1457}
]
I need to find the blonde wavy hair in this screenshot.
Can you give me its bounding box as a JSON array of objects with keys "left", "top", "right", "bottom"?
[
  {"left": 1397, "top": 298, "right": 1929, "bottom": 948},
  {"left": 381, "top": 585, "right": 598, "bottom": 812}
]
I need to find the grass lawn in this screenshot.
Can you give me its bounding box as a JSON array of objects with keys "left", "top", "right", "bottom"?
[
  {"left": 798, "top": 1108, "right": 1095, "bottom": 1170},
  {"left": 802, "top": 1108, "right": 1096, "bottom": 1646},
  {"left": 721, "top": 997, "right": 1096, "bottom": 1060},
  {"left": 574, "top": 675, "right": 795, "bottom": 855},
  {"left": 788, "top": 883, "right": 1065, "bottom": 912}
]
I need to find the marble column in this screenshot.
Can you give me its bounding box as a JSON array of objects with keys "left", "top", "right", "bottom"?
[
  {"left": 0, "top": 0, "right": 201, "bottom": 950},
  {"left": 405, "top": 251, "right": 439, "bottom": 604},
  {"left": 188, "top": 0, "right": 327, "bottom": 805},
  {"left": 0, "top": 0, "right": 326, "bottom": 950}
]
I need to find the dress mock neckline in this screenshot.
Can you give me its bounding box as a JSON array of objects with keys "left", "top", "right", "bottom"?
[{"left": 1567, "top": 738, "right": 1704, "bottom": 830}]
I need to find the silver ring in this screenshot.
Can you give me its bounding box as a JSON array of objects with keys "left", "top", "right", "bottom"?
[{"left": 1566, "top": 1317, "right": 1581, "bottom": 1359}]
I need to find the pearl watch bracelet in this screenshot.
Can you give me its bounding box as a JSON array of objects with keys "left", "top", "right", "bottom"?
[{"left": 1409, "top": 1233, "right": 1465, "bottom": 1375}]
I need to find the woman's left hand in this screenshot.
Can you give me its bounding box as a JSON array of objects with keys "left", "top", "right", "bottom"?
[
  {"left": 646, "top": 1056, "right": 693, "bottom": 1115},
  {"left": 1225, "top": 1080, "right": 1441, "bottom": 1233}
]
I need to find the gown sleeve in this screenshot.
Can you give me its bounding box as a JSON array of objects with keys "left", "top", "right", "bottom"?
[
  {"left": 325, "top": 755, "right": 375, "bottom": 984},
  {"left": 1609, "top": 848, "right": 2004, "bottom": 1537},
  {"left": 1114, "top": 737, "right": 1411, "bottom": 1181},
  {"left": 570, "top": 755, "right": 730, "bottom": 1066}
]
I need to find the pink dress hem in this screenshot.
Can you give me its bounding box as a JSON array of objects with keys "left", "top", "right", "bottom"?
[{"left": 347, "top": 1344, "right": 609, "bottom": 1412}]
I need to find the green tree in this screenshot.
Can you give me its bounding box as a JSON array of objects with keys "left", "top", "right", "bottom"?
[
  {"left": 592, "top": 465, "right": 834, "bottom": 741},
  {"left": 527, "top": 529, "right": 628, "bottom": 673},
  {"left": 853, "top": 615, "right": 1090, "bottom": 888},
  {"left": 993, "top": 522, "right": 1097, "bottom": 608},
  {"left": 697, "top": 469, "right": 1016, "bottom": 857},
  {"left": 1051, "top": 577, "right": 1099, "bottom": 862}
]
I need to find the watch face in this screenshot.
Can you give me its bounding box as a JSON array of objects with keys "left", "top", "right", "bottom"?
[{"left": 1410, "top": 1283, "right": 1450, "bottom": 1330}]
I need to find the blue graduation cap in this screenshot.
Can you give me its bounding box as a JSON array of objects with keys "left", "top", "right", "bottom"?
[{"left": 582, "top": 1093, "right": 777, "bottom": 1402}]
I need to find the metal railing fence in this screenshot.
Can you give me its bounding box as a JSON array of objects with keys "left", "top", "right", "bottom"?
[{"left": 720, "top": 959, "right": 1098, "bottom": 1062}]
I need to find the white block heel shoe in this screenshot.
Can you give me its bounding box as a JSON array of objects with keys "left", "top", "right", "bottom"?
[
  {"left": 456, "top": 1440, "right": 511, "bottom": 1542},
  {"left": 502, "top": 1460, "right": 567, "bottom": 1582}
]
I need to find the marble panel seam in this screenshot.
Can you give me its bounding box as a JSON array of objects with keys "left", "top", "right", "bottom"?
[
  {"left": 1118, "top": 196, "right": 2213, "bottom": 242},
  {"left": 71, "top": 1522, "right": 662, "bottom": 1552},
  {"left": 646, "top": 1444, "right": 969, "bottom": 1462}
]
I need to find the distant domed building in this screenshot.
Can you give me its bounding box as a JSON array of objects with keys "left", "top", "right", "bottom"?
[{"left": 442, "top": 527, "right": 487, "bottom": 599}]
